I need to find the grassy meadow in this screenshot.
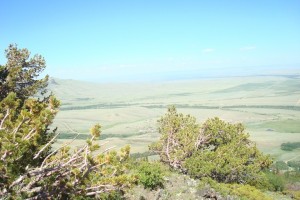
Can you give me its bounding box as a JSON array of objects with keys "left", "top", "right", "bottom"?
[{"left": 50, "top": 75, "right": 300, "bottom": 162}]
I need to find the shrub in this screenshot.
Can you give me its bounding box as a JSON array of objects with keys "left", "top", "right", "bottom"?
[
  {"left": 137, "top": 161, "right": 165, "bottom": 190},
  {"left": 152, "top": 107, "right": 272, "bottom": 187},
  {"left": 272, "top": 161, "right": 289, "bottom": 171},
  {"left": 200, "top": 178, "right": 272, "bottom": 200},
  {"left": 284, "top": 190, "right": 300, "bottom": 200},
  {"left": 265, "top": 171, "right": 285, "bottom": 191},
  {"left": 287, "top": 161, "right": 300, "bottom": 171}
]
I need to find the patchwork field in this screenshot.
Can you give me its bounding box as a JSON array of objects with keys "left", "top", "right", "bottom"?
[{"left": 50, "top": 75, "right": 300, "bottom": 162}]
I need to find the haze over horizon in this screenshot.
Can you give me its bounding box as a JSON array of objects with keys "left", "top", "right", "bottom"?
[{"left": 1, "top": 1, "right": 299, "bottom": 82}]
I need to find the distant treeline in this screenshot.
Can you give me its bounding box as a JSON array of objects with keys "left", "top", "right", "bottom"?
[
  {"left": 144, "top": 104, "right": 300, "bottom": 111},
  {"left": 60, "top": 103, "right": 137, "bottom": 110},
  {"left": 130, "top": 151, "right": 158, "bottom": 159},
  {"left": 58, "top": 131, "right": 147, "bottom": 140},
  {"left": 60, "top": 103, "right": 300, "bottom": 111},
  {"left": 281, "top": 142, "right": 300, "bottom": 151}
]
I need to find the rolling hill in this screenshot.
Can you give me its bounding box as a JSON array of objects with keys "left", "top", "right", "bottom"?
[{"left": 49, "top": 75, "right": 300, "bottom": 161}]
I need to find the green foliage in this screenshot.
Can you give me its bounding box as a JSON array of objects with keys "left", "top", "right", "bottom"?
[
  {"left": 284, "top": 170, "right": 300, "bottom": 183},
  {"left": 96, "top": 191, "right": 124, "bottom": 200},
  {"left": 0, "top": 45, "right": 59, "bottom": 196},
  {"left": 152, "top": 106, "right": 272, "bottom": 187},
  {"left": 0, "top": 44, "right": 48, "bottom": 102},
  {"left": 282, "top": 171, "right": 300, "bottom": 199},
  {"left": 281, "top": 142, "right": 300, "bottom": 151},
  {"left": 284, "top": 190, "right": 300, "bottom": 200},
  {"left": 264, "top": 171, "right": 285, "bottom": 191},
  {"left": 272, "top": 161, "right": 289, "bottom": 171},
  {"left": 287, "top": 161, "right": 300, "bottom": 171},
  {"left": 0, "top": 93, "right": 60, "bottom": 190},
  {"left": 137, "top": 161, "right": 165, "bottom": 190},
  {"left": 227, "top": 184, "right": 272, "bottom": 200},
  {"left": 185, "top": 140, "right": 271, "bottom": 185},
  {"left": 90, "top": 123, "right": 101, "bottom": 138},
  {"left": 200, "top": 177, "right": 272, "bottom": 200}
]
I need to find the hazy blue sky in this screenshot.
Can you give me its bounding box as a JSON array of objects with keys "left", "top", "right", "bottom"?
[{"left": 1, "top": 1, "right": 299, "bottom": 82}]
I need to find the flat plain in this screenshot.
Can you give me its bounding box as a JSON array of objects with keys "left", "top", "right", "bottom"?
[{"left": 49, "top": 75, "right": 300, "bottom": 162}]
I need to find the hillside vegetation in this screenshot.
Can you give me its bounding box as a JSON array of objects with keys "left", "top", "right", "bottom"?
[{"left": 1, "top": 45, "right": 299, "bottom": 199}]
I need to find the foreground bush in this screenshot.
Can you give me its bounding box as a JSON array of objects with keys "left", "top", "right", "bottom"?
[
  {"left": 137, "top": 161, "right": 165, "bottom": 190},
  {"left": 264, "top": 171, "right": 285, "bottom": 191},
  {"left": 184, "top": 118, "right": 272, "bottom": 186},
  {"left": 149, "top": 106, "right": 202, "bottom": 171},
  {"left": 9, "top": 131, "right": 136, "bottom": 199},
  {"left": 151, "top": 106, "right": 272, "bottom": 186},
  {"left": 199, "top": 177, "right": 272, "bottom": 200}
]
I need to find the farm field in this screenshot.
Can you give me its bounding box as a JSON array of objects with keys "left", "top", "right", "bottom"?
[{"left": 50, "top": 74, "right": 300, "bottom": 162}]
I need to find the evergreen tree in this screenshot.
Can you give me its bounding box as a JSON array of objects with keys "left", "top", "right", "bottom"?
[
  {"left": 0, "top": 45, "right": 135, "bottom": 199},
  {"left": 0, "top": 44, "right": 48, "bottom": 102},
  {"left": 0, "top": 45, "right": 59, "bottom": 194},
  {"left": 149, "top": 105, "right": 204, "bottom": 171},
  {"left": 151, "top": 106, "right": 272, "bottom": 186}
]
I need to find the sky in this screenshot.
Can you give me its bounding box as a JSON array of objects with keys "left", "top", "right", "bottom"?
[{"left": 0, "top": 0, "right": 300, "bottom": 82}]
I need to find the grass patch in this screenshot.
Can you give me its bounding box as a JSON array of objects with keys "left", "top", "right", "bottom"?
[
  {"left": 213, "top": 81, "right": 274, "bottom": 93},
  {"left": 249, "top": 119, "right": 300, "bottom": 133},
  {"left": 57, "top": 133, "right": 90, "bottom": 140},
  {"left": 60, "top": 103, "right": 136, "bottom": 110}
]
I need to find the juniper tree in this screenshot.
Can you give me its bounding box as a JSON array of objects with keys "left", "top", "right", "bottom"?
[
  {"left": 151, "top": 106, "right": 272, "bottom": 186},
  {"left": 184, "top": 117, "right": 272, "bottom": 185},
  {"left": 149, "top": 105, "right": 208, "bottom": 171}
]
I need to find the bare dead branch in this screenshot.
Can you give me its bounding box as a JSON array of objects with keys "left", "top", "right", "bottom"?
[
  {"left": 33, "top": 131, "right": 60, "bottom": 159},
  {"left": 23, "top": 127, "right": 36, "bottom": 140},
  {"left": 102, "top": 146, "right": 116, "bottom": 154},
  {"left": 40, "top": 132, "right": 81, "bottom": 168},
  {"left": 0, "top": 108, "right": 10, "bottom": 129}
]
